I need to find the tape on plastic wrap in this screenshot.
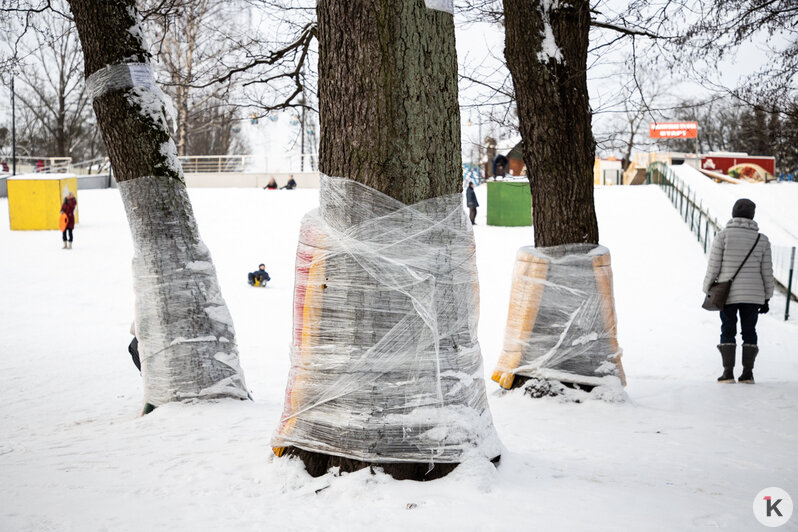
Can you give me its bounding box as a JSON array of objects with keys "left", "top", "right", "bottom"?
[
  {"left": 86, "top": 63, "right": 158, "bottom": 101},
  {"left": 273, "top": 175, "right": 501, "bottom": 464},
  {"left": 85, "top": 62, "right": 176, "bottom": 133}
]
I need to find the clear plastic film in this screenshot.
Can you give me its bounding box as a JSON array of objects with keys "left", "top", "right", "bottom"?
[
  {"left": 424, "top": 0, "right": 454, "bottom": 13},
  {"left": 492, "top": 244, "right": 626, "bottom": 390},
  {"left": 273, "top": 176, "right": 501, "bottom": 464},
  {"left": 86, "top": 62, "right": 176, "bottom": 131},
  {"left": 86, "top": 63, "right": 158, "bottom": 101},
  {"left": 119, "top": 176, "right": 248, "bottom": 406}
]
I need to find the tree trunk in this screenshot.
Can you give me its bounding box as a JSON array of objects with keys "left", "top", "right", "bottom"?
[
  {"left": 317, "top": 0, "right": 461, "bottom": 201},
  {"left": 500, "top": 1, "right": 614, "bottom": 395},
  {"left": 57, "top": 89, "right": 67, "bottom": 156},
  {"left": 176, "top": 84, "right": 189, "bottom": 156},
  {"left": 622, "top": 115, "right": 637, "bottom": 173},
  {"left": 68, "top": 0, "right": 248, "bottom": 410},
  {"left": 277, "top": 0, "right": 499, "bottom": 479},
  {"left": 503, "top": 0, "right": 599, "bottom": 247},
  {"left": 174, "top": 25, "right": 193, "bottom": 157}
]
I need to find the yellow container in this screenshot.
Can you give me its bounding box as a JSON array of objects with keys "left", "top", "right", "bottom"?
[{"left": 8, "top": 175, "right": 78, "bottom": 230}]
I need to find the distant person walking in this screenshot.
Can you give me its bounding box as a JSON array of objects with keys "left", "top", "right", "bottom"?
[
  {"left": 703, "top": 199, "right": 774, "bottom": 384},
  {"left": 466, "top": 182, "right": 479, "bottom": 225},
  {"left": 60, "top": 191, "right": 77, "bottom": 249}
]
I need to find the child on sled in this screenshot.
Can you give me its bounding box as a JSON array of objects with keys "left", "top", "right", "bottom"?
[{"left": 248, "top": 264, "right": 271, "bottom": 286}]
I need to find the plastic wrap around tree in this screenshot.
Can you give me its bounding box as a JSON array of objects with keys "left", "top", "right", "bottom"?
[
  {"left": 273, "top": 176, "right": 501, "bottom": 465},
  {"left": 492, "top": 243, "right": 626, "bottom": 390},
  {"left": 119, "top": 176, "right": 249, "bottom": 407}
]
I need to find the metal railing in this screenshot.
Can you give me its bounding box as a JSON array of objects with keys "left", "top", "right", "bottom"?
[
  {"left": 647, "top": 161, "right": 796, "bottom": 319},
  {"left": 70, "top": 157, "right": 111, "bottom": 175},
  {"left": 1, "top": 154, "right": 320, "bottom": 175},
  {"left": 178, "top": 154, "right": 318, "bottom": 173},
  {"left": 773, "top": 246, "right": 797, "bottom": 320},
  {"left": 179, "top": 155, "right": 252, "bottom": 173},
  {"left": 5, "top": 156, "right": 72, "bottom": 174}
]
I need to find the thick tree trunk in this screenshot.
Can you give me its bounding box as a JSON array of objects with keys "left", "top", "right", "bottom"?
[
  {"left": 278, "top": 0, "right": 499, "bottom": 479},
  {"left": 503, "top": 0, "right": 599, "bottom": 247},
  {"left": 68, "top": 0, "right": 248, "bottom": 409},
  {"left": 69, "top": 1, "right": 174, "bottom": 182},
  {"left": 317, "top": 0, "right": 461, "bottom": 201}
]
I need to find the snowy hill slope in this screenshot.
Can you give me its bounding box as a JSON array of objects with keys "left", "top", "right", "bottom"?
[
  {"left": 0, "top": 184, "right": 796, "bottom": 532},
  {"left": 670, "top": 164, "right": 798, "bottom": 247}
]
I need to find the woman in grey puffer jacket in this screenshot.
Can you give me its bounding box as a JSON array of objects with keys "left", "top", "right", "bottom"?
[{"left": 703, "top": 198, "right": 774, "bottom": 384}]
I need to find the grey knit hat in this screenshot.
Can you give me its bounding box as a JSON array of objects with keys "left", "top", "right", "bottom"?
[{"left": 732, "top": 198, "right": 756, "bottom": 220}]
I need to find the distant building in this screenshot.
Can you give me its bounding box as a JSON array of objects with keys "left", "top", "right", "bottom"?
[
  {"left": 594, "top": 158, "right": 622, "bottom": 185},
  {"left": 506, "top": 141, "right": 525, "bottom": 177}
]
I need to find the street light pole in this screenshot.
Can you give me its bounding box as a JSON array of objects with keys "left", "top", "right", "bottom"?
[
  {"left": 478, "top": 117, "right": 482, "bottom": 179},
  {"left": 11, "top": 76, "right": 16, "bottom": 176},
  {"left": 300, "top": 96, "right": 306, "bottom": 172}
]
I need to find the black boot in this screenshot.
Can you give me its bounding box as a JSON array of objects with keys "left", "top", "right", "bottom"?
[
  {"left": 738, "top": 344, "right": 758, "bottom": 383},
  {"left": 716, "top": 344, "right": 736, "bottom": 383}
]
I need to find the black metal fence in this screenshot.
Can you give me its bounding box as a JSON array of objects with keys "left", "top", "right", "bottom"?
[{"left": 646, "top": 161, "right": 723, "bottom": 254}]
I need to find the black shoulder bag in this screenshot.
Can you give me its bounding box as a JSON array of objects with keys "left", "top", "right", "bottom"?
[{"left": 702, "top": 234, "right": 760, "bottom": 311}]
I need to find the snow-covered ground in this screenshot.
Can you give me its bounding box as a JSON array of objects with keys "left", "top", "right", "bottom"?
[{"left": 1, "top": 183, "right": 797, "bottom": 531}]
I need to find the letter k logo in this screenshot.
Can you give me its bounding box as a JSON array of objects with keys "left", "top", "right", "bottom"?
[
  {"left": 765, "top": 496, "right": 784, "bottom": 517},
  {"left": 754, "top": 487, "right": 792, "bottom": 526}
]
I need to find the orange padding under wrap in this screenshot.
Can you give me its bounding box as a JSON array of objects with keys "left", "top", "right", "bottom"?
[
  {"left": 491, "top": 250, "right": 549, "bottom": 389},
  {"left": 592, "top": 253, "right": 627, "bottom": 386},
  {"left": 273, "top": 224, "right": 327, "bottom": 454}
]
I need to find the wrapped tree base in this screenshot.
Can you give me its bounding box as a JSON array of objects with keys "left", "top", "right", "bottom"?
[
  {"left": 273, "top": 177, "right": 501, "bottom": 479},
  {"left": 492, "top": 244, "right": 626, "bottom": 397},
  {"left": 276, "top": 446, "right": 462, "bottom": 481},
  {"left": 119, "top": 176, "right": 249, "bottom": 408}
]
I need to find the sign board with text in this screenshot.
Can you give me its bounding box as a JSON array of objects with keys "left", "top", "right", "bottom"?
[{"left": 649, "top": 122, "right": 698, "bottom": 139}]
